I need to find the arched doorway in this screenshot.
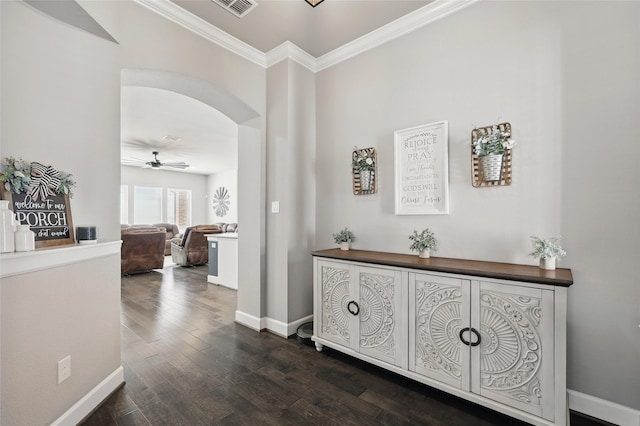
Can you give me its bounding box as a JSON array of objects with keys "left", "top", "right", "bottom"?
[{"left": 121, "top": 68, "right": 264, "bottom": 328}]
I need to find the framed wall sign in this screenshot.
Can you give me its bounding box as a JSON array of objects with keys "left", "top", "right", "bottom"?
[
  {"left": 394, "top": 120, "right": 449, "bottom": 215},
  {"left": 1, "top": 189, "right": 75, "bottom": 248}
]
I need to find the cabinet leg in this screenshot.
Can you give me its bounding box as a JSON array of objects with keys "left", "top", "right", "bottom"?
[{"left": 315, "top": 342, "right": 323, "bottom": 352}]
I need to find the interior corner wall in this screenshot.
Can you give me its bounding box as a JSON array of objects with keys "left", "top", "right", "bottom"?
[
  {"left": 315, "top": 1, "right": 640, "bottom": 411},
  {"left": 265, "top": 59, "right": 316, "bottom": 330},
  {"left": 266, "top": 61, "right": 290, "bottom": 326},
  {"left": 286, "top": 61, "right": 316, "bottom": 324},
  {"left": 207, "top": 169, "right": 239, "bottom": 224}
]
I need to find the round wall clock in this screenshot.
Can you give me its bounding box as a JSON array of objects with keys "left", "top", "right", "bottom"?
[{"left": 213, "top": 186, "right": 230, "bottom": 217}]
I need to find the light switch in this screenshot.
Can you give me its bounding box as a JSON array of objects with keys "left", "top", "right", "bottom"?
[{"left": 271, "top": 201, "right": 280, "bottom": 213}]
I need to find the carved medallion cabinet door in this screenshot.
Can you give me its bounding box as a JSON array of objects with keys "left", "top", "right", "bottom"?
[
  {"left": 315, "top": 259, "right": 357, "bottom": 350},
  {"left": 356, "top": 265, "right": 407, "bottom": 369},
  {"left": 409, "top": 272, "right": 471, "bottom": 390},
  {"left": 471, "top": 280, "right": 556, "bottom": 422}
]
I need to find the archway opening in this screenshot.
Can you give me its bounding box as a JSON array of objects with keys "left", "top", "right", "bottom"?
[{"left": 121, "top": 68, "right": 264, "bottom": 328}]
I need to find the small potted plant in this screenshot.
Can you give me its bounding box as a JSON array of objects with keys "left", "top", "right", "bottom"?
[
  {"left": 409, "top": 228, "right": 437, "bottom": 258},
  {"left": 529, "top": 236, "right": 566, "bottom": 270},
  {"left": 472, "top": 124, "right": 516, "bottom": 181},
  {"left": 333, "top": 228, "right": 355, "bottom": 251}
]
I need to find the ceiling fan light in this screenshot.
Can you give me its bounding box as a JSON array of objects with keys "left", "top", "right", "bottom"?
[{"left": 305, "top": 0, "right": 324, "bottom": 7}]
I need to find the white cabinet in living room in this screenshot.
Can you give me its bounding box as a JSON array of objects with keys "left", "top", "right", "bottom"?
[
  {"left": 314, "top": 259, "right": 407, "bottom": 369},
  {"left": 410, "top": 273, "right": 556, "bottom": 421}
]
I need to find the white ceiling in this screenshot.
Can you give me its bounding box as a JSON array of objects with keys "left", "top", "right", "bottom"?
[
  {"left": 122, "top": 0, "right": 433, "bottom": 175},
  {"left": 173, "top": 0, "right": 431, "bottom": 58},
  {"left": 121, "top": 87, "right": 237, "bottom": 175}
]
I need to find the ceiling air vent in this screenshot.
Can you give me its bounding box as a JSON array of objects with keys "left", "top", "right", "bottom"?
[{"left": 211, "top": 0, "right": 258, "bottom": 18}]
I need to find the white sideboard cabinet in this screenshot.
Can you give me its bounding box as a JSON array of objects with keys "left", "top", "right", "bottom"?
[{"left": 312, "top": 249, "right": 573, "bottom": 426}]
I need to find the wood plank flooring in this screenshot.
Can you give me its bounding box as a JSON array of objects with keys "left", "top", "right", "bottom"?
[{"left": 83, "top": 263, "right": 609, "bottom": 426}]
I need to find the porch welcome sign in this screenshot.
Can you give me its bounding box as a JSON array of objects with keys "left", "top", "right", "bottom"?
[
  {"left": 394, "top": 121, "right": 449, "bottom": 215},
  {"left": 0, "top": 158, "right": 76, "bottom": 247},
  {"left": 8, "top": 192, "right": 74, "bottom": 247}
]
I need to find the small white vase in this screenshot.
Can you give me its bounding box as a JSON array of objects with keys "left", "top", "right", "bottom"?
[
  {"left": 418, "top": 249, "right": 430, "bottom": 258},
  {"left": 540, "top": 257, "right": 556, "bottom": 270},
  {"left": 15, "top": 225, "right": 35, "bottom": 252},
  {"left": 0, "top": 200, "right": 15, "bottom": 253},
  {"left": 339, "top": 242, "right": 350, "bottom": 251}
]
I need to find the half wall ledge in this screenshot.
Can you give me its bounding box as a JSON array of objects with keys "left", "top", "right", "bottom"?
[{"left": 0, "top": 240, "right": 122, "bottom": 278}]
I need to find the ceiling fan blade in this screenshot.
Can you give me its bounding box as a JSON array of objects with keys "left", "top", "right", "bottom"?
[
  {"left": 165, "top": 165, "right": 190, "bottom": 169},
  {"left": 162, "top": 162, "right": 190, "bottom": 169}
]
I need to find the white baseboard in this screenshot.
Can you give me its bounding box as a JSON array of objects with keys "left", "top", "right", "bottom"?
[
  {"left": 569, "top": 389, "right": 640, "bottom": 426},
  {"left": 285, "top": 314, "right": 313, "bottom": 337},
  {"left": 263, "top": 314, "right": 313, "bottom": 338},
  {"left": 235, "top": 310, "right": 264, "bottom": 331},
  {"left": 235, "top": 312, "right": 313, "bottom": 337},
  {"left": 51, "top": 365, "right": 124, "bottom": 426}
]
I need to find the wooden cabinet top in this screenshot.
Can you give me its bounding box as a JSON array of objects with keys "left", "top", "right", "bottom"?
[{"left": 312, "top": 248, "right": 573, "bottom": 287}]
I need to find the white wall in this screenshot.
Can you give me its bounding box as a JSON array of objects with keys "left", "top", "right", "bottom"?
[
  {"left": 265, "top": 59, "right": 316, "bottom": 331},
  {"left": 287, "top": 61, "right": 316, "bottom": 323},
  {"left": 266, "top": 61, "right": 290, "bottom": 326},
  {"left": 1, "top": 1, "right": 122, "bottom": 423},
  {"left": 1, "top": 254, "right": 121, "bottom": 426},
  {"left": 207, "top": 169, "right": 238, "bottom": 224},
  {"left": 316, "top": 0, "right": 639, "bottom": 412},
  {"left": 121, "top": 165, "right": 209, "bottom": 229}
]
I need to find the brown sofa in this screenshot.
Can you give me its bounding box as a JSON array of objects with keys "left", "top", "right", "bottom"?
[
  {"left": 122, "top": 223, "right": 181, "bottom": 256},
  {"left": 121, "top": 226, "right": 166, "bottom": 275},
  {"left": 171, "top": 224, "right": 223, "bottom": 266},
  {"left": 152, "top": 223, "right": 182, "bottom": 255}
]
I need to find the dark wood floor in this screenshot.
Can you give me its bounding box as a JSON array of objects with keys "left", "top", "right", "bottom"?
[{"left": 83, "top": 263, "right": 609, "bottom": 426}]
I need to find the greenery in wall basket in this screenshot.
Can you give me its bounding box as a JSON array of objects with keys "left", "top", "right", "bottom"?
[
  {"left": 472, "top": 124, "right": 516, "bottom": 157},
  {"left": 352, "top": 148, "right": 375, "bottom": 171},
  {"left": 0, "top": 156, "right": 76, "bottom": 198},
  {"left": 333, "top": 228, "right": 355, "bottom": 243},
  {"left": 529, "top": 236, "right": 566, "bottom": 260},
  {"left": 409, "top": 228, "right": 438, "bottom": 252}
]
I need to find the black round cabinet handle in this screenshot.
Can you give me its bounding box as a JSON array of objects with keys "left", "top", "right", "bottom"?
[
  {"left": 347, "top": 301, "right": 360, "bottom": 316},
  {"left": 459, "top": 327, "right": 471, "bottom": 346},
  {"left": 469, "top": 327, "right": 482, "bottom": 347}
]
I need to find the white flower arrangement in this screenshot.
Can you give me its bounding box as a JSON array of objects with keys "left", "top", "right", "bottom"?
[
  {"left": 333, "top": 228, "right": 355, "bottom": 244},
  {"left": 472, "top": 124, "right": 516, "bottom": 157},
  {"left": 409, "top": 228, "right": 437, "bottom": 252},
  {"left": 529, "top": 236, "right": 567, "bottom": 260},
  {"left": 352, "top": 148, "right": 375, "bottom": 171}
]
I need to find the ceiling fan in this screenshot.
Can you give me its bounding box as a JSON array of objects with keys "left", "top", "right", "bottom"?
[{"left": 143, "top": 151, "right": 190, "bottom": 170}]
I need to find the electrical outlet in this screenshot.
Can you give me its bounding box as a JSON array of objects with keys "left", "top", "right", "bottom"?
[{"left": 58, "top": 355, "right": 71, "bottom": 384}]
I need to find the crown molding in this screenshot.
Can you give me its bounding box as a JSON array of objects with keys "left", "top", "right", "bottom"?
[
  {"left": 132, "top": 0, "right": 266, "bottom": 68},
  {"left": 266, "top": 41, "right": 317, "bottom": 72},
  {"left": 316, "top": 0, "right": 479, "bottom": 71},
  {"left": 134, "top": 0, "right": 479, "bottom": 72}
]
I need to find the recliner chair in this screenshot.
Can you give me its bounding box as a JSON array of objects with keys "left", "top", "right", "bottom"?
[
  {"left": 121, "top": 226, "right": 166, "bottom": 275},
  {"left": 170, "top": 224, "right": 222, "bottom": 266}
]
